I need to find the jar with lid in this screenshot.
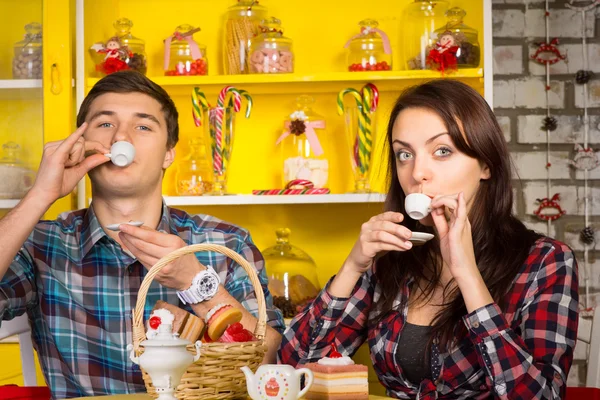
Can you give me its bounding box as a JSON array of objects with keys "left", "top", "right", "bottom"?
[
  {"left": 431, "top": 7, "right": 480, "bottom": 70},
  {"left": 175, "top": 137, "right": 213, "bottom": 196},
  {"left": 402, "top": 0, "right": 450, "bottom": 70},
  {"left": 13, "top": 23, "right": 42, "bottom": 79},
  {"left": 0, "top": 142, "right": 35, "bottom": 199},
  {"left": 277, "top": 95, "right": 329, "bottom": 189},
  {"left": 164, "top": 24, "right": 208, "bottom": 76},
  {"left": 223, "top": 0, "right": 268, "bottom": 74},
  {"left": 89, "top": 18, "right": 147, "bottom": 76},
  {"left": 345, "top": 19, "right": 392, "bottom": 72},
  {"left": 249, "top": 17, "right": 293, "bottom": 74},
  {"left": 262, "top": 228, "right": 321, "bottom": 321}
]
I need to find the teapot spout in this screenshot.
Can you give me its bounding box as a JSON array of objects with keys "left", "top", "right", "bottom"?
[{"left": 240, "top": 366, "right": 258, "bottom": 400}]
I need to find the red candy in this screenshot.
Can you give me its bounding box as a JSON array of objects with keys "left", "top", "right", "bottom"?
[
  {"left": 348, "top": 61, "right": 390, "bottom": 72},
  {"left": 149, "top": 316, "right": 161, "bottom": 330},
  {"left": 165, "top": 58, "right": 208, "bottom": 76}
]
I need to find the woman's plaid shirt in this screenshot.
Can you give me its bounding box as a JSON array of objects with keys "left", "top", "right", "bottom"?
[{"left": 279, "top": 237, "right": 578, "bottom": 399}]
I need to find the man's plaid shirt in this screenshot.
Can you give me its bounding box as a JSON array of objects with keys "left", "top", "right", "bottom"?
[{"left": 0, "top": 202, "right": 285, "bottom": 399}]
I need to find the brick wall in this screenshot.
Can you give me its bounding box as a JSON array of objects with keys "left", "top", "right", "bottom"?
[{"left": 492, "top": 0, "right": 599, "bottom": 386}]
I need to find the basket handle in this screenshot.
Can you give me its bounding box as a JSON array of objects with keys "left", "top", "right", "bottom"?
[{"left": 132, "top": 243, "right": 268, "bottom": 351}]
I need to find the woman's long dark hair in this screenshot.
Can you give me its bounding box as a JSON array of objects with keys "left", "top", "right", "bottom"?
[{"left": 376, "top": 80, "right": 541, "bottom": 351}]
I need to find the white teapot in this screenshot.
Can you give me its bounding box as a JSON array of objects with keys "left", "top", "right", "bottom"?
[
  {"left": 241, "top": 364, "right": 313, "bottom": 400},
  {"left": 127, "top": 323, "right": 201, "bottom": 400}
]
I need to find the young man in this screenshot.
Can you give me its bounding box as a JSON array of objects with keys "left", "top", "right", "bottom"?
[{"left": 0, "top": 71, "right": 284, "bottom": 399}]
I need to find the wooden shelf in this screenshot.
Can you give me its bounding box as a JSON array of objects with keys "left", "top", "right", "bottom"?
[
  {"left": 86, "top": 69, "right": 484, "bottom": 94},
  {"left": 0, "top": 199, "right": 21, "bottom": 209},
  {"left": 0, "top": 79, "right": 42, "bottom": 89},
  {"left": 163, "top": 193, "right": 386, "bottom": 206}
]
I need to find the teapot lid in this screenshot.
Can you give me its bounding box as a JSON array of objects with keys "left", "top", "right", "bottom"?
[{"left": 141, "top": 323, "right": 192, "bottom": 347}]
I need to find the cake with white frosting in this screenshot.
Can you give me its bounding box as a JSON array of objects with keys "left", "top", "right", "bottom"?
[{"left": 303, "top": 343, "right": 369, "bottom": 400}]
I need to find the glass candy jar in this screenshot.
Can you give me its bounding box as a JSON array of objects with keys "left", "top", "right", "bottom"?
[
  {"left": 0, "top": 142, "right": 35, "bottom": 199},
  {"left": 402, "top": 0, "right": 450, "bottom": 70},
  {"left": 345, "top": 19, "right": 392, "bottom": 72},
  {"left": 278, "top": 95, "right": 329, "bottom": 189},
  {"left": 432, "top": 7, "right": 481, "bottom": 69},
  {"left": 262, "top": 228, "right": 321, "bottom": 321},
  {"left": 90, "top": 18, "right": 147, "bottom": 76},
  {"left": 223, "top": 0, "right": 268, "bottom": 75},
  {"left": 13, "top": 23, "right": 42, "bottom": 79},
  {"left": 164, "top": 24, "right": 208, "bottom": 76},
  {"left": 175, "top": 138, "right": 213, "bottom": 196},
  {"left": 249, "top": 17, "right": 294, "bottom": 74}
]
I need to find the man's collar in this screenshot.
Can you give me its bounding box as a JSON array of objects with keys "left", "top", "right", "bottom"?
[{"left": 80, "top": 200, "right": 175, "bottom": 257}]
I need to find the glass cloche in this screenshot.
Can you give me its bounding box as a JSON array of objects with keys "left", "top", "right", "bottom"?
[{"left": 262, "top": 228, "right": 321, "bottom": 321}]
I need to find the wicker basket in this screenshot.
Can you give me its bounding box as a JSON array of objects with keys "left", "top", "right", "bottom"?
[{"left": 131, "top": 244, "right": 268, "bottom": 400}]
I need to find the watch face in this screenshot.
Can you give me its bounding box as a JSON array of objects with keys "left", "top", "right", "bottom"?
[{"left": 198, "top": 274, "right": 219, "bottom": 297}]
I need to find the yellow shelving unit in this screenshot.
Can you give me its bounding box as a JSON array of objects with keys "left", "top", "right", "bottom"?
[{"left": 1, "top": 0, "right": 492, "bottom": 393}]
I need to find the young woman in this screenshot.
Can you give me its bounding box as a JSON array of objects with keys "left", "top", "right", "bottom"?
[{"left": 278, "top": 80, "right": 578, "bottom": 399}]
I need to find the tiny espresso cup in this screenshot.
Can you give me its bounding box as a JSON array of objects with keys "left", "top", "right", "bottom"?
[
  {"left": 405, "top": 193, "right": 432, "bottom": 220},
  {"left": 105, "top": 141, "right": 135, "bottom": 167}
]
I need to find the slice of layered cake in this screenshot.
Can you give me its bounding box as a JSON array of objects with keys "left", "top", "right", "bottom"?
[{"left": 303, "top": 343, "right": 369, "bottom": 400}]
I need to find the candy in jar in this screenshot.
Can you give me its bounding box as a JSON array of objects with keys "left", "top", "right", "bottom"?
[
  {"left": 175, "top": 137, "right": 213, "bottom": 196},
  {"left": 345, "top": 19, "right": 392, "bottom": 72},
  {"left": 0, "top": 142, "right": 35, "bottom": 199},
  {"left": 276, "top": 96, "right": 329, "bottom": 189},
  {"left": 249, "top": 17, "right": 294, "bottom": 74},
  {"left": 223, "top": 0, "right": 267, "bottom": 74},
  {"left": 12, "top": 23, "right": 42, "bottom": 79},
  {"left": 164, "top": 24, "right": 208, "bottom": 76},
  {"left": 89, "top": 18, "right": 147, "bottom": 76}
]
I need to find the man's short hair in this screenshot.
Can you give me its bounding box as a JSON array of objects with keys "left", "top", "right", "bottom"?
[{"left": 77, "top": 71, "right": 179, "bottom": 149}]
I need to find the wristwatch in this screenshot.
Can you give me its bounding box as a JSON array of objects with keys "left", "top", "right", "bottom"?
[{"left": 177, "top": 268, "right": 221, "bottom": 305}]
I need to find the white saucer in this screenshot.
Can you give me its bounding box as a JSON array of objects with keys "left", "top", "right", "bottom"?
[
  {"left": 106, "top": 221, "right": 144, "bottom": 232},
  {"left": 409, "top": 231, "right": 434, "bottom": 245}
]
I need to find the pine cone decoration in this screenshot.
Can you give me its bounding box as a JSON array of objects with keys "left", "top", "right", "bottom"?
[
  {"left": 581, "top": 226, "right": 596, "bottom": 245},
  {"left": 576, "top": 70, "right": 592, "bottom": 85},
  {"left": 290, "top": 119, "right": 306, "bottom": 135},
  {"left": 542, "top": 116, "right": 558, "bottom": 131}
]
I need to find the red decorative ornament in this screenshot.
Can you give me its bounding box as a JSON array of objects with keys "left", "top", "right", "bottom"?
[
  {"left": 534, "top": 193, "right": 566, "bottom": 221},
  {"left": 329, "top": 343, "right": 342, "bottom": 358},
  {"left": 427, "top": 31, "right": 459, "bottom": 73},
  {"left": 530, "top": 38, "right": 567, "bottom": 65},
  {"left": 149, "top": 316, "right": 161, "bottom": 330}
]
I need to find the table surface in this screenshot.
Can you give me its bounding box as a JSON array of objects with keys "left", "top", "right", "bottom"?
[{"left": 74, "top": 395, "right": 392, "bottom": 399}]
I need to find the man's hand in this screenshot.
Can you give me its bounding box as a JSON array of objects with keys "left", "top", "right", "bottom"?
[
  {"left": 118, "top": 224, "right": 203, "bottom": 290},
  {"left": 29, "top": 123, "right": 110, "bottom": 206}
]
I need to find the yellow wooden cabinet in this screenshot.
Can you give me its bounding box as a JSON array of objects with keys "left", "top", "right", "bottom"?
[
  {"left": 0, "top": 0, "right": 73, "bottom": 386},
  {"left": 1, "top": 0, "right": 492, "bottom": 393}
]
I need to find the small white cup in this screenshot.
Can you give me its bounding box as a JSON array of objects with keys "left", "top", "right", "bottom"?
[
  {"left": 105, "top": 141, "right": 135, "bottom": 167},
  {"left": 405, "top": 193, "right": 432, "bottom": 220}
]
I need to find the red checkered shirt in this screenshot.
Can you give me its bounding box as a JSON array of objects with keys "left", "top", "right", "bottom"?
[{"left": 278, "top": 237, "right": 578, "bottom": 399}]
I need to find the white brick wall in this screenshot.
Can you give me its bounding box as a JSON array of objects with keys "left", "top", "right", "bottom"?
[
  {"left": 492, "top": 9, "right": 526, "bottom": 38},
  {"left": 575, "top": 80, "right": 600, "bottom": 108},
  {"left": 517, "top": 115, "right": 600, "bottom": 144},
  {"left": 524, "top": 9, "right": 595, "bottom": 38},
  {"left": 574, "top": 154, "right": 600, "bottom": 179},
  {"left": 565, "top": 228, "right": 599, "bottom": 252},
  {"left": 494, "top": 45, "right": 524, "bottom": 75},
  {"left": 512, "top": 151, "right": 571, "bottom": 179},
  {"left": 494, "top": 79, "right": 565, "bottom": 108},
  {"left": 497, "top": 116, "right": 512, "bottom": 142}
]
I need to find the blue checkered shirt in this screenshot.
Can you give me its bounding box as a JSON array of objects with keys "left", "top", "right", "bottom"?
[{"left": 0, "top": 202, "right": 285, "bottom": 399}]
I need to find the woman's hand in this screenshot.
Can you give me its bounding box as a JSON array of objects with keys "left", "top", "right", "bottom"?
[
  {"left": 344, "top": 211, "right": 414, "bottom": 275},
  {"left": 430, "top": 192, "right": 494, "bottom": 312},
  {"left": 430, "top": 192, "right": 479, "bottom": 281}
]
